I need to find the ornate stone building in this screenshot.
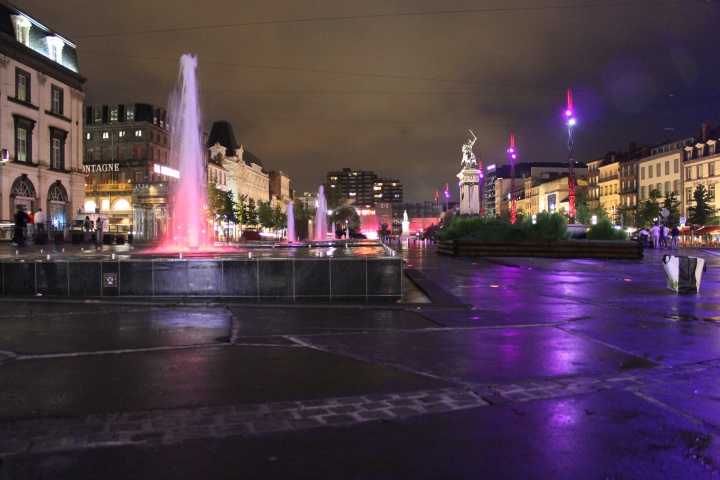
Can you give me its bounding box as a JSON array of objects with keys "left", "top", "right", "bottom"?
[{"left": 0, "top": 1, "right": 86, "bottom": 233}]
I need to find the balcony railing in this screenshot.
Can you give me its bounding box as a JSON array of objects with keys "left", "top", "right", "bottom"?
[
  {"left": 85, "top": 183, "right": 133, "bottom": 193},
  {"left": 598, "top": 173, "right": 619, "bottom": 183}
]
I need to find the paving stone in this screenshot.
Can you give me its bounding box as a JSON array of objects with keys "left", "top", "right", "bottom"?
[
  {"left": 214, "top": 424, "right": 251, "bottom": 436},
  {"left": 322, "top": 414, "right": 357, "bottom": 425},
  {"left": 109, "top": 423, "right": 144, "bottom": 433},
  {"left": 86, "top": 433, "right": 121, "bottom": 444},
  {"left": 251, "top": 420, "right": 288, "bottom": 432},
  {"left": 172, "top": 426, "right": 212, "bottom": 438},
  {"left": 151, "top": 419, "right": 183, "bottom": 429},
  {"left": 199, "top": 406, "right": 235, "bottom": 416},
  {"left": 388, "top": 407, "right": 420, "bottom": 417},
  {"left": 357, "top": 410, "right": 393, "bottom": 420},
  {"left": 130, "top": 432, "right": 166, "bottom": 442}
]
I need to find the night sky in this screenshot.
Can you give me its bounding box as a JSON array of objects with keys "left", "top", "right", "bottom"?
[{"left": 13, "top": 0, "right": 720, "bottom": 202}]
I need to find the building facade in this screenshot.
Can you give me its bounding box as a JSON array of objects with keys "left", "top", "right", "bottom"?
[
  {"left": 327, "top": 168, "right": 403, "bottom": 208},
  {"left": 207, "top": 121, "right": 269, "bottom": 208},
  {"left": 83, "top": 103, "right": 174, "bottom": 241},
  {"left": 0, "top": 1, "right": 86, "bottom": 233}
]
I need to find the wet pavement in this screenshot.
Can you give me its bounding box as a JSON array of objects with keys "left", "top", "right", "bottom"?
[{"left": 0, "top": 242, "right": 719, "bottom": 478}]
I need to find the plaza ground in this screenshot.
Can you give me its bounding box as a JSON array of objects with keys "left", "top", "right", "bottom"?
[{"left": 0, "top": 241, "right": 719, "bottom": 479}]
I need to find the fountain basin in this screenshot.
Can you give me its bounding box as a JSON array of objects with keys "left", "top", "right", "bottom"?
[{"left": 0, "top": 243, "right": 403, "bottom": 302}]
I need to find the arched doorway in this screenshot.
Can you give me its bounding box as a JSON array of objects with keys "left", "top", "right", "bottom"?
[
  {"left": 47, "top": 182, "right": 68, "bottom": 232},
  {"left": 11, "top": 176, "right": 36, "bottom": 214}
]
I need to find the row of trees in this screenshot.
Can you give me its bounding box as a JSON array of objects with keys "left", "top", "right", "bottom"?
[
  {"left": 205, "top": 182, "right": 365, "bottom": 239},
  {"left": 496, "top": 185, "right": 718, "bottom": 229}
]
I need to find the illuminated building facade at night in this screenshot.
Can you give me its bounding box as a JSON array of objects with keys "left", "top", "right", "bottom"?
[
  {"left": 83, "top": 103, "right": 176, "bottom": 241},
  {"left": 0, "top": 1, "right": 86, "bottom": 235}
]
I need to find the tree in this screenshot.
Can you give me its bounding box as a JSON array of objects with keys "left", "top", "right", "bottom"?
[
  {"left": 616, "top": 205, "right": 635, "bottom": 228},
  {"left": 574, "top": 190, "right": 593, "bottom": 225},
  {"left": 207, "top": 182, "right": 237, "bottom": 239},
  {"left": 688, "top": 185, "right": 718, "bottom": 227},
  {"left": 636, "top": 189, "right": 662, "bottom": 228},
  {"left": 257, "top": 200, "right": 274, "bottom": 230},
  {"left": 662, "top": 192, "right": 682, "bottom": 228},
  {"left": 324, "top": 182, "right": 346, "bottom": 211},
  {"left": 245, "top": 197, "right": 259, "bottom": 228},
  {"left": 234, "top": 193, "right": 249, "bottom": 226}
]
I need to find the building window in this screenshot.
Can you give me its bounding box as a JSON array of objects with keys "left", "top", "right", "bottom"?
[
  {"left": 85, "top": 148, "right": 93, "bottom": 162},
  {"left": 685, "top": 167, "right": 692, "bottom": 180},
  {"left": 102, "top": 132, "right": 109, "bottom": 139},
  {"left": 656, "top": 164, "right": 661, "bottom": 177},
  {"left": 16, "top": 128, "right": 27, "bottom": 162},
  {"left": 110, "top": 107, "right": 118, "bottom": 123},
  {"left": 50, "top": 127, "right": 67, "bottom": 170},
  {"left": 50, "top": 85, "right": 64, "bottom": 115},
  {"left": 46, "top": 36, "right": 65, "bottom": 63},
  {"left": 640, "top": 186, "right": 645, "bottom": 200},
  {"left": 135, "top": 130, "right": 142, "bottom": 137},
  {"left": 11, "top": 15, "right": 31, "bottom": 46},
  {"left": 710, "top": 185, "right": 716, "bottom": 200},
  {"left": 665, "top": 181, "right": 671, "bottom": 196},
  {"left": 126, "top": 106, "right": 135, "bottom": 122},
  {"left": 648, "top": 166, "right": 653, "bottom": 179},
  {"left": 15, "top": 68, "right": 30, "bottom": 103},
  {"left": 94, "top": 108, "right": 102, "bottom": 124},
  {"left": 710, "top": 162, "right": 716, "bottom": 177},
  {"left": 673, "top": 180, "right": 679, "bottom": 194},
  {"left": 640, "top": 167, "right": 645, "bottom": 180},
  {"left": 665, "top": 161, "right": 670, "bottom": 175},
  {"left": 674, "top": 158, "right": 679, "bottom": 173},
  {"left": 13, "top": 115, "right": 35, "bottom": 163},
  {"left": 697, "top": 165, "right": 704, "bottom": 178},
  {"left": 686, "top": 188, "right": 692, "bottom": 203}
]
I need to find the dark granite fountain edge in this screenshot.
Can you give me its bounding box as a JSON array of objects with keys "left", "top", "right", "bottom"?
[{"left": 0, "top": 256, "right": 404, "bottom": 302}]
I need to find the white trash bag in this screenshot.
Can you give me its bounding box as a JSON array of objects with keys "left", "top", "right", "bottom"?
[{"left": 661, "top": 255, "right": 705, "bottom": 293}]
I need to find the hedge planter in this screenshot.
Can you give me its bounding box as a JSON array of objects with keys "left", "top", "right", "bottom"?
[{"left": 437, "top": 239, "right": 643, "bottom": 259}]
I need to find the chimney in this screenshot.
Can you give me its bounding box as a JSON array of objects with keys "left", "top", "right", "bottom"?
[
  {"left": 701, "top": 123, "right": 711, "bottom": 142},
  {"left": 628, "top": 142, "right": 637, "bottom": 157}
]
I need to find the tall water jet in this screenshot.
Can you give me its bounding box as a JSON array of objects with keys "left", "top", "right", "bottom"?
[
  {"left": 314, "top": 185, "right": 328, "bottom": 241},
  {"left": 287, "top": 201, "right": 295, "bottom": 243},
  {"left": 166, "top": 54, "right": 207, "bottom": 249}
]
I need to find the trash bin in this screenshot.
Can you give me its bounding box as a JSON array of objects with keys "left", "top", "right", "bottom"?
[{"left": 662, "top": 255, "right": 705, "bottom": 293}]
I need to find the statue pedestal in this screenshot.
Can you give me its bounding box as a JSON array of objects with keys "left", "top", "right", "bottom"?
[
  {"left": 457, "top": 169, "right": 481, "bottom": 215},
  {"left": 402, "top": 221, "right": 410, "bottom": 234}
]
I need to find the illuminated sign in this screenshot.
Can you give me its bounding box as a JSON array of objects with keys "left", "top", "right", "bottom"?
[
  {"left": 83, "top": 163, "right": 119, "bottom": 173},
  {"left": 487, "top": 164, "right": 496, "bottom": 171},
  {"left": 154, "top": 164, "right": 180, "bottom": 179}
]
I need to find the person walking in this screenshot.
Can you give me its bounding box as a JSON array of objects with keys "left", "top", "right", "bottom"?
[
  {"left": 83, "top": 216, "right": 92, "bottom": 241},
  {"left": 95, "top": 216, "right": 104, "bottom": 247},
  {"left": 671, "top": 225, "right": 680, "bottom": 249},
  {"left": 34, "top": 208, "right": 46, "bottom": 233},
  {"left": 661, "top": 224, "right": 669, "bottom": 249},
  {"left": 649, "top": 223, "right": 660, "bottom": 249},
  {"left": 12, "top": 205, "right": 29, "bottom": 246}
]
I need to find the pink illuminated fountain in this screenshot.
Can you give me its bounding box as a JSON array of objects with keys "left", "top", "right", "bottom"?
[{"left": 166, "top": 54, "right": 208, "bottom": 249}]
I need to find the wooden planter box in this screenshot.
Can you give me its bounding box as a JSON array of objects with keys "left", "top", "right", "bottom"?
[{"left": 437, "top": 239, "right": 643, "bottom": 259}]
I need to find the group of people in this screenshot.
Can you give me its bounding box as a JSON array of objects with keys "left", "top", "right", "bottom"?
[
  {"left": 12, "top": 205, "right": 46, "bottom": 246},
  {"left": 639, "top": 223, "right": 680, "bottom": 249}
]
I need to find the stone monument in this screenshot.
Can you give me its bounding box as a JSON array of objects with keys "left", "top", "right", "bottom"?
[
  {"left": 402, "top": 210, "right": 410, "bottom": 234},
  {"left": 457, "top": 130, "right": 483, "bottom": 215}
]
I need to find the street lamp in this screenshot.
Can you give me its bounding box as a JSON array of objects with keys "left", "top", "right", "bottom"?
[
  {"left": 444, "top": 183, "right": 449, "bottom": 212},
  {"left": 564, "top": 88, "right": 576, "bottom": 223},
  {"left": 507, "top": 132, "right": 517, "bottom": 224}
]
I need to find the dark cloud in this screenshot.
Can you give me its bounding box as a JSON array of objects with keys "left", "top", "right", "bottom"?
[{"left": 14, "top": 0, "right": 720, "bottom": 201}]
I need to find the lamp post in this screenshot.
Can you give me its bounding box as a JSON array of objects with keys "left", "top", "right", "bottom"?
[
  {"left": 564, "top": 88, "right": 576, "bottom": 223},
  {"left": 444, "top": 183, "right": 449, "bottom": 213},
  {"left": 507, "top": 132, "right": 517, "bottom": 224}
]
